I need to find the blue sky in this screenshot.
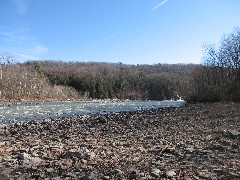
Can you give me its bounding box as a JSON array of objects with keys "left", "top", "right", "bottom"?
[{"left": 1, "top": 0, "right": 240, "bottom": 64}]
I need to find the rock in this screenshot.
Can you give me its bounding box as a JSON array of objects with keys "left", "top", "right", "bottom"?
[
  {"left": 185, "top": 147, "right": 194, "bottom": 153},
  {"left": 229, "top": 172, "right": 240, "bottom": 177},
  {"left": 86, "top": 152, "right": 96, "bottom": 160},
  {"left": 162, "top": 147, "right": 175, "bottom": 155},
  {"left": 74, "top": 168, "right": 82, "bottom": 172},
  {"left": 228, "top": 129, "right": 240, "bottom": 138},
  {"left": 17, "top": 153, "right": 31, "bottom": 160},
  {"left": 0, "top": 173, "right": 9, "bottom": 179},
  {"left": 150, "top": 168, "right": 161, "bottom": 178},
  {"left": 13, "top": 171, "right": 22, "bottom": 175},
  {"left": 96, "top": 117, "right": 108, "bottom": 123},
  {"left": 64, "top": 173, "right": 76, "bottom": 178},
  {"left": 47, "top": 168, "right": 55, "bottom": 173},
  {"left": 80, "top": 175, "right": 91, "bottom": 180},
  {"left": 31, "top": 174, "right": 42, "bottom": 179},
  {"left": 198, "top": 171, "right": 210, "bottom": 179},
  {"left": 164, "top": 170, "right": 176, "bottom": 178},
  {"left": 115, "top": 118, "right": 127, "bottom": 123},
  {"left": 4, "top": 162, "right": 14, "bottom": 167},
  {"left": 114, "top": 169, "right": 123, "bottom": 175},
  {"left": 29, "top": 157, "right": 42, "bottom": 165},
  {"left": 199, "top": 149, "right": 212, "bottom": 155},
  {"left": 128, "top": 170, "right": 138, "bottom": 179},
  {"left": 102, "top": 175, "right": 110, "bottom": 179},
  {"left": 80, "top": 173, "right": 97, "bottom": 180},
  {"left": 231, "top": 144, "right": 239, "bottom": 149},
  {"left": 0, "top": 142, "right": 6, "bottom": 146},
  {"left": 213, "top": 169, "right": 224, "bottom": 175},
  {"left": 50, "top": 144, "right": 63, "bottom": 152},
  {"left": 51, "top": 177, "right": 61, "bottom": 180},
  {"left": 156, "top": 156, "right": 164, "bottom": 161},
  {"left": 210, "top": 142, "right": 224, "bottom": 151},
  {"left": 62, "top": 151, "right": 81, "bottom": 158},
  {"left": 27, "top": 166, "right": 40, "bottom": 174},
  {"left": 99, "top": 118, "right": 108, "bottom": 123},
  {"left": 82, "top": 159, "right": 88, "bottom": 164}
]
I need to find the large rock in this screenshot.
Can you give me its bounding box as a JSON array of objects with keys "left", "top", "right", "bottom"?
[
  {"left": 228, "top": 129, "right": 240, "bottom": 139},
  {"left": 128, "top": 170, "right": 138, "bottom": 179},
  {"left": 17, "top": 153, "right": 31, "bottom": 160},
  {"left": 86, "top": 152, "right": 96, "bottom": 160},
  {"left": 164, "top": 170, "right": 176, "bottom": 178},
  {"left": 150, "top": 168, "right": 161, "bottom": 178}
]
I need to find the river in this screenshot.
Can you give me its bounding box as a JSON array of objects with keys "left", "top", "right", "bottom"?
[{"left": 0, "top": 100, "right": 186, "bottom": 124}]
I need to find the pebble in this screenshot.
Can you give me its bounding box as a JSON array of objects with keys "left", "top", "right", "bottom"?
[
  {"left": 128, "top": 170, "right": 138, "bottom": 179},
  {"left": 228, "top": 129, "right": 240, "bottom": 138},
  {"left": 86, "top": 152, "right": 96, "bottom": 160},
  {"left": 102, "top": 175, "right": 110, "bottom": 179},
  {"left": 150, "top": 168, "right": 161, "bottom": 178},
  {"left": 47, "top": 168, "right": 54, "bottom": 173},
  {"left": 164, "top": 170, "right": 176, "bottom": 178},
  {"left": 63, "top": 173, "right": 76, "bottom": 178},
  {"left": 114, "top": 169, "right": 123, "bottom": 175},
  {"left": 17, "top": 153, "right": 31, "bottom": 160}
]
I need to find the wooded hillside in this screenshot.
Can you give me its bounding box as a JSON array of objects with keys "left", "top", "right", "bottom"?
[
  {"left": 25, "top": 61, "right": 197, "bottom": 100},
  {"left": 0, "top": 55, "right": 197, "bottom": 101}
]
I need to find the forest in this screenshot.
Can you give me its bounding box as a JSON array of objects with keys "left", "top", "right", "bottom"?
[
  {"left": 0, "top": 27, "right": 239, "bottom": 102},
  {"left": 0, "top": 56, "right": 196, "bottom": 101}
]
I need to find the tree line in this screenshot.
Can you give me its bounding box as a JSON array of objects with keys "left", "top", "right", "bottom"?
[
  {"left": 190, "top": 27, "right": 240, "bottom": 102},
  {"left": 0, "top": 55, "right": 79, "bottom": 101},
  {"left": 24, "top": 61, "right": 196, "bottom": 101},
  {"left": 0, "top": 54, "right": 196, "bottom": 101}
]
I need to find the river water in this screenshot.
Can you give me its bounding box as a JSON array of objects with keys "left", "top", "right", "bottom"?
[{"left": 0, "top": 100, "right": 186, "bottom": 124}]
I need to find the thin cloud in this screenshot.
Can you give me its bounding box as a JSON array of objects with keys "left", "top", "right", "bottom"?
[
  {"left": 0, "top": 31, "right": 15, "bottom": 41},
  {"left": 87, "top": 32, "right": 119, "bottom": 50},
  {"left": 34, "top": 45, "right": 49, "bottom": 54},
  {"left": 151, "top": 0, "right": 169, "bottom": 12},
  {"left": 0, "top": 45, "right": 48, "bottom": 58},
  {"left": 17, "top": 53, "right": 37, "bottom": 60},
  {"left": 0, "top": 26, "right": 49, "bottom": 61},
  {"left": 0, "top": 29, "right": 35, "bottom": 42},
  {"left": 14, "top": 0, "right": 29, "bottom": 15}
]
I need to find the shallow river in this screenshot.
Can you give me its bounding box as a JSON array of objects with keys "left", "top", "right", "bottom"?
[{"left": 0, "top": 100, "right": 186, "bottom": 124}]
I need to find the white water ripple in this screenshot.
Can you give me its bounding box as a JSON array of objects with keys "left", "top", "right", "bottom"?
[{"left": 0, "top": 100, "right": 186, "bottom": 124}]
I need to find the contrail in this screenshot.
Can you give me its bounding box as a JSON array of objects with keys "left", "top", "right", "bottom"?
[
  {"left": 87, "top": 32, "right": 119, "bottom": 50},
  {"left": 150, "top": 0, "right": 169, "bottom": 12}
]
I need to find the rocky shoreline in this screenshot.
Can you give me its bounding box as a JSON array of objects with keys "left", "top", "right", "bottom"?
[{"left": 0, "top": 102, "right": 239, "bottom": 179}]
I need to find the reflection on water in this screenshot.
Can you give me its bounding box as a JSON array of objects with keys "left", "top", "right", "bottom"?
[{"left": 0, "top": 100, "right": 186, "bottom": 124}]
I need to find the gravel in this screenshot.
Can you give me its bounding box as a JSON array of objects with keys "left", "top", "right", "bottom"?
[{"left": 0, "top": 102, "right": 240, "bottom": 179}]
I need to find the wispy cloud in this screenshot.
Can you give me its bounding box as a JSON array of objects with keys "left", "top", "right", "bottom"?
[
  {"left": 150, "top": 0, "right": 170, "bottom": 12},
  {"left": 14, "top": 0, "right": 29, "bottom": 15},
  {"left": 0, "top": 26, "right": 49, "bottom": 61},
  {"left": 0, "top": 27, "right": 35, "bottom": 42},
  {"left": 86, "top": 32, "right": 119, "bottom": 50},
  {"left": 17, "top": 53, "right": 38, "bottom": 60},
  {"left": 33, "top": 45, "right": 49, "bottom": 54},
  {"left": 0, "top": 45, "right": 49, "bottom": 60}
]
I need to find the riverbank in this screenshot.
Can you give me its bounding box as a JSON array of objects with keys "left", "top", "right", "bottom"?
[{"left": 0, "top": 102, "right": 239, "bottom": 179}]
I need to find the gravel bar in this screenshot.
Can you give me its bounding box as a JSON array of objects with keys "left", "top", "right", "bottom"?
[{"left": 0, "top": 102, "right": 240, "bottom": 179}]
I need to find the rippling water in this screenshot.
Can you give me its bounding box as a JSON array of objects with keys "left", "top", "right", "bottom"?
[{"left": 0, "top": 100, "right": 186, "bottom": 124}]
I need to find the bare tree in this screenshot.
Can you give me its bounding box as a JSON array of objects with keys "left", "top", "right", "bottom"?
[
  {"left": 192, "top": 27, "right": 240, "bottom": 101},
  {"left": 0, "top": 54, "right": 15, "bottom": 98}
]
